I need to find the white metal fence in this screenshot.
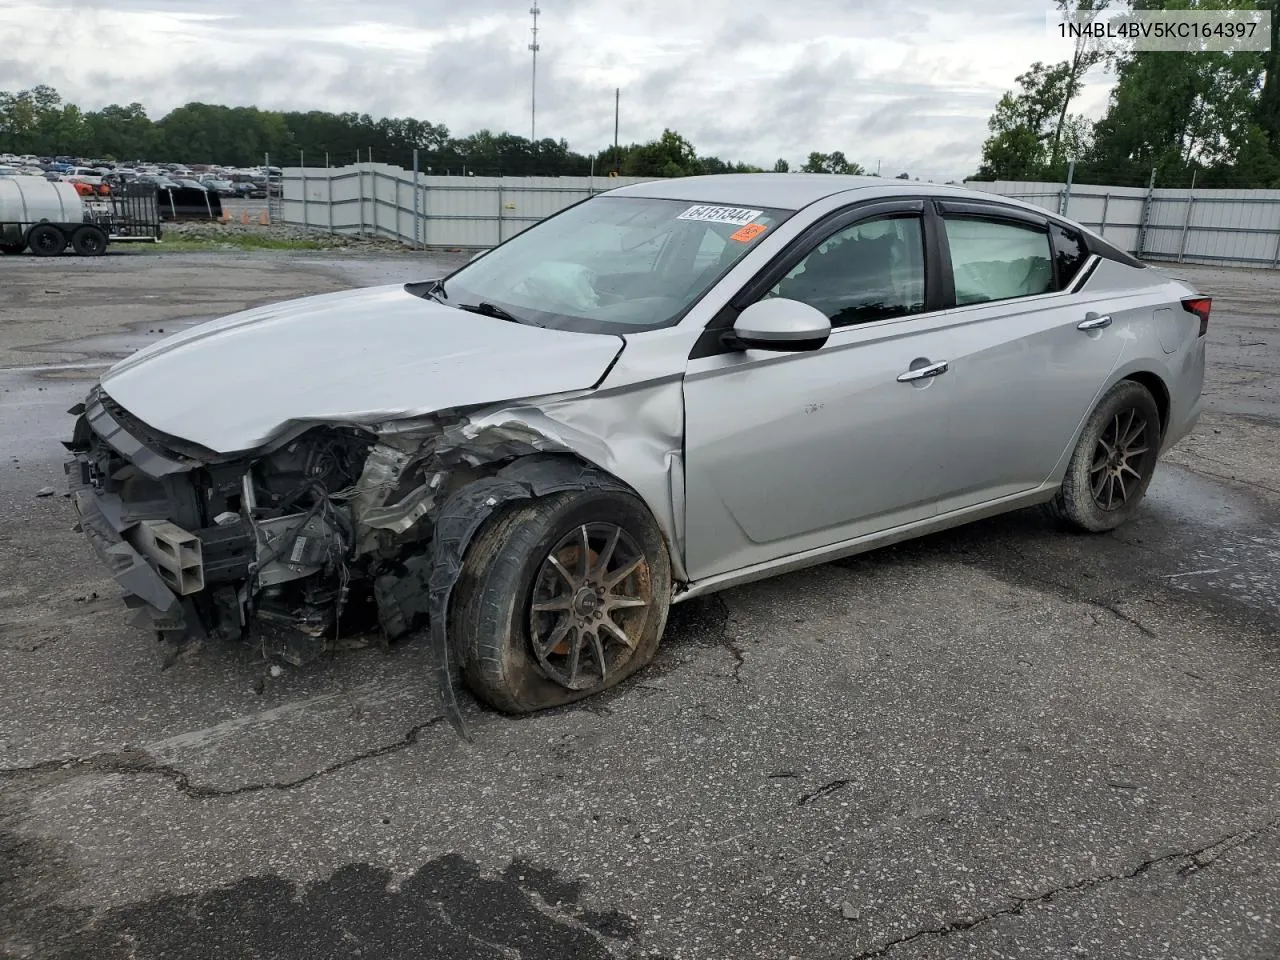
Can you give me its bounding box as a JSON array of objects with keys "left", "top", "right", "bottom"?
[
  {"left": 279, "top": 162, "right": 655, "bottom": 249},
  {"left": 278, "top": 164, "right": 1280, "bottom": 269},
  {"left": 964, "top": 179, "right": 1280, "bottom": 269}
]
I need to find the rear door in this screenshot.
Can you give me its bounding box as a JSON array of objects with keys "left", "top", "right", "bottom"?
[{"left": 928, "top": 201, "right": 1126, "bottom": 512}]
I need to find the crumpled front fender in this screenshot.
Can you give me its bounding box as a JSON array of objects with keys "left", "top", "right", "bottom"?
[{"left": 418, "top": 455, "right": 635, "bottom": 739}]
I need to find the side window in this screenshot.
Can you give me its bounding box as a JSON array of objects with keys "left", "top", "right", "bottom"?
[
  {"left": 943, "top": 217, "right": 1054, "bottom": 305},
  {"left": 767, "top": 215, "right": 926, "bottom": 328},
  {"left": 1050, "top": 223, "right": 1089, "bottom": 288}
]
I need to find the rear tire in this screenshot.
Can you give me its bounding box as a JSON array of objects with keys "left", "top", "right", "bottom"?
[
  {"left": 1048, "top": 380, "right": 1162, "bottom": 532},
  {"left": 27, "top": 224, "right": 67, "bottom": 257},
  {"left": 71, "top": 225, "right": 107, "bottom": 256},
  {"left": 451, "top": 489, "right": 672, "bottom": 714}
]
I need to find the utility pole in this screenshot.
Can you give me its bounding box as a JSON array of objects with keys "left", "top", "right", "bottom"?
[
  {"left": 528, "top": 4, "right": 541, "bottom": 142},
  {"left": 614, "top": 87, "right": 620, "bottom": 175}
]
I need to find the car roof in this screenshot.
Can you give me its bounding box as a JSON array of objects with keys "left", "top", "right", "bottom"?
[
  {"left": 606, "top": 173, "right": 1045, "bottom": 214},
  {"left": 604, "top": 173, "right": 1145, "bottom": 269}
]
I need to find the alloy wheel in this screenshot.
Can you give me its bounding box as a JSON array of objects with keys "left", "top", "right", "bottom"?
[
  {"left": 528, "top": 522, "right": 652, "bottom": 690},
  {"left": 1090, "top": 407, "right": 1151, "bottom": 511}
]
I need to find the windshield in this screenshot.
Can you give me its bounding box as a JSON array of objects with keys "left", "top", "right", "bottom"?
[{"left": 435, "top": 195, "right": 792, "bottom": 333}]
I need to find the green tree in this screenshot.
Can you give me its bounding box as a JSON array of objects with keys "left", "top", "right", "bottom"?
[
  {"left": 1087, "top": 7, "right": 1269, "bottom": 184},
  {"left": 800, "top": 151, "right": 865, "bottom": 174},
  {"left": 621, "top": 129, "right": 700, "bottom": 177},
  {"left": 976, "top": 61, "right": 1091, "bottom": 179},
  {"left": 1258, "top": 0, "right": 1280, "bottom": 145},
  {"left": 1048, "top": 0, "right": 1112, "bottom": 166},
  {"left": 0, "top": 87, "right": 790, "bottom": 179},
  {"left": 85, "top": 103, "right": 155, "bottom": 160},
  {"left": 772, "top": 158, "right": 790, "bottom": 172}
]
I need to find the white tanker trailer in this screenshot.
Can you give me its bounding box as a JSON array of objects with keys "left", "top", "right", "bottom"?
[{"left": 0, "top": 178, "right": 160, "bottom": 256}]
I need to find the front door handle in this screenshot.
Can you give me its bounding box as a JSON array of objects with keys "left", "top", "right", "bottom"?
[
  {"left": 1078, "top": 313, "right": 1113, "bottom": 330},
  {"left": 897, "top": 360, "right": 949, "bottom": 383}
]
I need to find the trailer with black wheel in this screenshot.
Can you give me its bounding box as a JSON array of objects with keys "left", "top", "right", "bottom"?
[{"left": 0, "top": 178, "right": 160, "bottom": 256}]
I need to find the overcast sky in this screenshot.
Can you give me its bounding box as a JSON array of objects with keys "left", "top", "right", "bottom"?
[{"left": 0, "top": 1, "right": 1114, "bottom": 179}]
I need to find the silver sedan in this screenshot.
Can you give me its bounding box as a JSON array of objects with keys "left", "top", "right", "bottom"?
[{"left": 66, "top": 174, "right": 1208, "bottom": 726}]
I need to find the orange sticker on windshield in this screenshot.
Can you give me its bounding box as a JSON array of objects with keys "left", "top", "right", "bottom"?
[{"left": 730, "top": 223, "right": 767, "bottom": 242}]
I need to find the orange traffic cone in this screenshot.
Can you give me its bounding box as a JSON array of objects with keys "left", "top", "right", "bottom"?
[
  {"left": 241, "top": 212, "right": 250, "bottom": 225},
  {"left": 259, "top": 211, "right": 269, "bottom": 226}
]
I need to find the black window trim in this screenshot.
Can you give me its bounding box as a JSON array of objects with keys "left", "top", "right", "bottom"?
[
  {"left": 1048, "top": 220, "right": 1092, "bottom": 292},
  {"left": 935, "top": 196, "right": 1146, "bottom": 270},
  {"left": 689, "top": 197, "right": 936, "bottom": 359}
]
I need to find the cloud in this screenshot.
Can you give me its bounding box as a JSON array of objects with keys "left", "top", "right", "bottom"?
[{"left": 0, "top": 0, "right": 1115, "bottom": 179}]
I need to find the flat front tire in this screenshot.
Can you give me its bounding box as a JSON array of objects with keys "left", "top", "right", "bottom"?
[
  {"left": 451, "top": 489, "right": 672, "bottom": 714},
  {"left": 1048, "top": 379, "right": 1162, "bottom": 532}
]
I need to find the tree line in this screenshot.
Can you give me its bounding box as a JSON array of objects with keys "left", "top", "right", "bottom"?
[
  {"left": 975, "top": 0, "right": 1280, "bottom": 188},
  {"left": 0, "top": 86, "right": 898, "bottom": 179}
]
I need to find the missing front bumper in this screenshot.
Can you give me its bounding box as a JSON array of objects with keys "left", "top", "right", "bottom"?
[{"left": 68, "top": 472, "right": 188, "bottom": 632}]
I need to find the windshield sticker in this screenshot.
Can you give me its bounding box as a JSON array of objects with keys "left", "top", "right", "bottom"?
[
  {"left": 729, "top": 223, "right": 768, "bottom": 243},
  {"left": 677, "top": 204, "right": 764, "bottom": 226}
]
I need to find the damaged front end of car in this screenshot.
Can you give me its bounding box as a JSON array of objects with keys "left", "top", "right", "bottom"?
[{"left": 64, "top": 384, "right": 604, "bottom": 735}]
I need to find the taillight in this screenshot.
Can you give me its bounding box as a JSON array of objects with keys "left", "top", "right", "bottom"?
[{"left": 1182, "top": 296, "right": 1211, "bottom": 337}]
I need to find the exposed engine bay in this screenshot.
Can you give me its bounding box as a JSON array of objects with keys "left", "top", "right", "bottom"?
[{"left": 64, "top": 386, "right": 565, "bottom": 677}]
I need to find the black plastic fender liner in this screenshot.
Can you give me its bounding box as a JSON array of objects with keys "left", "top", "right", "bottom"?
[{"left": 424, "top": 455, "right": 633, "bottom": 739}]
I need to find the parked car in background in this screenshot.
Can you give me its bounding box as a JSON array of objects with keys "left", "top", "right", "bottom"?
[
  {"left": 0, "top": 166, "right": 20, "bottom": 178},
  {"left": 138, "top": 175, "right": 183, "bottom": 190},
  {"left": 175, "top": 179, "right": 209, "bottom": 191},
  {"left": 64, "top": 176, "right": 110, "bottom": 198},
  {"left": 64, "top": 174, "right": 1208, "bottom": 719},
  {"left": 231, "top": 176, "right": 268, "bottom": 199},
  {"left": 200, "top": 178, "right": 237, "bottom": 197}
]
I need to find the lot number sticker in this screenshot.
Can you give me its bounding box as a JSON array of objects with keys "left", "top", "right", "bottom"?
[
  {"left": 730, "top": 223, "right": 768, "bottom": 242},
  {"left": 677, "top": 204, "right": 763, "bottom": 226}
]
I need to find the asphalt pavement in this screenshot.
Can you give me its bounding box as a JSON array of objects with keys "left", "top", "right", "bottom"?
[{"left": 1, "top": 252, "right": 1277, "bottom": 960}]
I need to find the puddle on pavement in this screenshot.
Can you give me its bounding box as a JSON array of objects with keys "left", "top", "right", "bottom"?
[
  {"left": 1143, "top": 464, "right": 1269, "bottom": 534},
  {"left": 1140, "top": 465, "right": 1280, "bottom": 621}
]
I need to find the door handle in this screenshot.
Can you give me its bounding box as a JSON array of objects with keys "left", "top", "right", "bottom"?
[
  {"left": 1078, "top": 313, "right": 1112, "bottom": 330},
  {"left": 897, "top": 360, "right": 949, "bottom": 382}
]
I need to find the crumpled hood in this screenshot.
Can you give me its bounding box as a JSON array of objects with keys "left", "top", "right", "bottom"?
[{"left": 100, "top": 284, "right": 624, "bottom": 453}]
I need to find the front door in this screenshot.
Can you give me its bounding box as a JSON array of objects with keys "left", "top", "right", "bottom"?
[{"left": 681, "top": 207, "right": 957, "bottom": 581}]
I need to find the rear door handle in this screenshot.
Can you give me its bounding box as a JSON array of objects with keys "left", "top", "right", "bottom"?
[
  {"left": 897, "top": 360, "right": 949, "bottom": 382},
  {"left": 1078, "top": 313, "right": 1112, "bottom": 330}
]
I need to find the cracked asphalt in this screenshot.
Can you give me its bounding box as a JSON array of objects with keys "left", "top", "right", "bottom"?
[{"left": 1, "top": 251, "right": 1278, "bottom": 960}]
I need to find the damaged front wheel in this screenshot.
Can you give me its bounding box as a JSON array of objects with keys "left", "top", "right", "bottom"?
[{"left": 452, "top": 489, "right": 671, "bottom": 713}]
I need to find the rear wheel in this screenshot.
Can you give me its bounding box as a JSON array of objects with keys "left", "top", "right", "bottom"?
[
  {"left": 451, "top": 488, "right": 672, "bottom": 714},
  {"left": 1048, "top": 380, "right": 1162, "bottom": 532},
  {"left": 71, "top": 225, "right": 108, "bottom": 256},
  {"left": 27, "top": 224, "right": 67, "bottom": 257}
]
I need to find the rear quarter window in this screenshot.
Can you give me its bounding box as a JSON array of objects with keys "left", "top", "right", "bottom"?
[{"left": 1050, "top": 223, "right": 1089, "bottom": 289}]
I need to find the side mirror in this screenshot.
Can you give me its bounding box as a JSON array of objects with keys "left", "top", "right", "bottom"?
[{"left": 723, "top": 298, "right": 831, "bottom": 353}]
